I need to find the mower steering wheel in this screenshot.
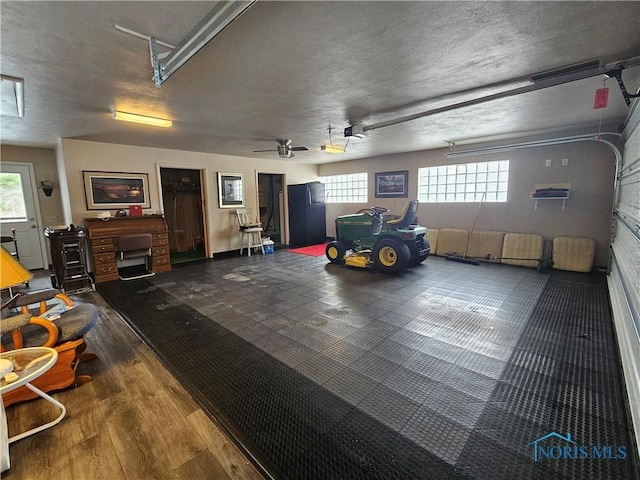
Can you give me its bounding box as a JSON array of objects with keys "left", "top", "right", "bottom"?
[{"left": 357, "top": 207, "right": 388, "bottom": 217}]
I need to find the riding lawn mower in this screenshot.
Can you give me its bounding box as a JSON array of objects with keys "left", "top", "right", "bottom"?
[{"left": 325, "top": 200, "right": 430, "bottom": 273}]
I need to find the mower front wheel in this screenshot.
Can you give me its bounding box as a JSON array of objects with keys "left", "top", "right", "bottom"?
[
  {"left": 373, "top": 238, "right": 410, "bottom": 273},
  {"left": 326, "top": 241, "right": 346, "bottom": 265}
]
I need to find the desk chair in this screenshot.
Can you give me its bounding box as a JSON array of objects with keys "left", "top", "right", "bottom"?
[
  {"left": 117, "top": 234, "right": 155, "bottom": 280},
  {"left": 236, "top": 209, "right": 264, "bottom": 256}
]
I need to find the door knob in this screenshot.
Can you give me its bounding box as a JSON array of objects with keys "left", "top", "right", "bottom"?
[{"left": 31, "top": 225, "right": 37, "bottom": 229}]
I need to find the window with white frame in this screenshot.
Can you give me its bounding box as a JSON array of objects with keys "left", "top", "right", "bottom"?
[
  {"left": 320, "top": 173, "right": 368, "bottom": 203},
  {"left": 418, "top": 160, "right": 509, "bottom": 203}
]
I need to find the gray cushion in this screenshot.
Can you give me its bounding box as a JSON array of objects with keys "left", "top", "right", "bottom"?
[
  {"left": 0, "top": 313, "right": 31, "bottom": 332},
  {"left": 55, "top": 304, "right": 99, "bottom": 342},
  {"left": 2, "top": 303, "right": 98, "bottom": 348}
]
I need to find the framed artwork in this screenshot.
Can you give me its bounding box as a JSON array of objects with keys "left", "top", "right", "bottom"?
[
  {"left": 83, "top": 171, "right": 150, "bottom": 210},
  {"left": 375, "top": 170, "right": 408, "bottom": 198},
  {"left": 218, "top": 172, "right": 245, "bottom": 208}
]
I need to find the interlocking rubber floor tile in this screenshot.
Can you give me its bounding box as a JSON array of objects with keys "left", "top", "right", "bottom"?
[
  {"left": 98, "top": 255, "right": 639, "bottom": 480},
  {"left": 357, "top": 382, "right": 421, "bottom": 430},
  {"left": 383, "top": 365, "right": 439, "bottom": 404},
  {"left": 400, "top": 408, "right": 474, "bottom": 465}
]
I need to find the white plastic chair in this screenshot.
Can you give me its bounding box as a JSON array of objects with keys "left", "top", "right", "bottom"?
[{"left": 236, "top": 209, "right": 264, "bottom": 256}]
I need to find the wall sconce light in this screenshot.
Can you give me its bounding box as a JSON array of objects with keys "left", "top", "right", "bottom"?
[{"left": 40, "top": 181, "right": 54, "bottom": 197}]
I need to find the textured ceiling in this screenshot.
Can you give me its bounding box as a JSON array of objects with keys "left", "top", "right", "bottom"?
[{"left": 1, "top": 1, "right": 639, "bottom": 164}]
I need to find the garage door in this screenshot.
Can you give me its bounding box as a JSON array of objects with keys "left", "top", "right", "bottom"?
[{"left": 609, "top": 105, "right": 640, "bottom": 451}]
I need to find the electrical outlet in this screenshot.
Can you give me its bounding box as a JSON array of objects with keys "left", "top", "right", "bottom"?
[
  {"left": 562, "top": 158, "right": 569, "bottom": 166},
  {"left": 545, "top": 159, "right": 552, "bottom": 167}
]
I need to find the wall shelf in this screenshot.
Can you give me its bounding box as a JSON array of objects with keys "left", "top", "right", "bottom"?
[
  {"left": 530, "top": 182, "right": 570, "bottom": 211},
  {"left": 532, "top": 195, "right": 569, "bottom": 211}
]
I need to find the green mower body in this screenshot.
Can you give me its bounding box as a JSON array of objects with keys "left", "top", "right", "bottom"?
[{"left": 325, "top": 201, "right": 430, "bottom": 273}]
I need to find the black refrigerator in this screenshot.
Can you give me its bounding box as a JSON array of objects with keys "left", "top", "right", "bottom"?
[{"left": 288, "top": 182, "right": 326, "bottom": 246}]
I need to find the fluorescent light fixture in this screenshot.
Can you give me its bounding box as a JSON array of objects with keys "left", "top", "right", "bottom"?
[
  {"left": 112, "top": 110, "right": 172, "bottom": 128},
  {"left": 0, "top": 75, "right": 24, "bottom": 117},
  {"left": 321, "top": 144, "right": 345, "bottom": 154}
]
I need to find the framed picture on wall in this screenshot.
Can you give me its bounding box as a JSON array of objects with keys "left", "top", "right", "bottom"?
[
  {"left": 218, "top": 172, "right": 245, "bottom": 208},
  {"left": 375, "top": 170, "right": 408, "bottom": 198},
  {"left": 83, "top": 171, "right": 150, "bottom": 210}
]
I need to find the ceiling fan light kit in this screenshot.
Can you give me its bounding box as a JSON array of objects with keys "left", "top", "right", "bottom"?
[
  {"left": 112, "top": 110, "right": 172, "bottom": 128},
  {"left": 253, "top": 138, "right": 309, "bottom": 158}
]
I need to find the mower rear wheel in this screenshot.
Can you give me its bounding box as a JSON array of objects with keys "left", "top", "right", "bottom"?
[
  {"left": 326, "top": 241, "right": 346, "bottom": 265},
  {"left": 409, "top": 237, "right": 430, "bottom": 267},
  {"left": 373, "top": 238, "right": 410, "bottom": 273}
]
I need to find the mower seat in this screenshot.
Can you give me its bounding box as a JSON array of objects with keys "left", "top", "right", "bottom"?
[{"left": 385, "top": 200, "right": 419, "bottom": 229}]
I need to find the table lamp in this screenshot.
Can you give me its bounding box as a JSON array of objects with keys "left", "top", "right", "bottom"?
[{"left": 0, "top": 246, "right": 32, "bottom": 296}]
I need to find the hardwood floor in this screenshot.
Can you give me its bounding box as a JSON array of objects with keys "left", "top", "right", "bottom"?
[{"left": 3, "top": 272, "right": 263, "bottom": 480}]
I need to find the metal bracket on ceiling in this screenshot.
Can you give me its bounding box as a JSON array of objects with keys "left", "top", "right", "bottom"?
[
  {"left": 149, "top": 0, "right": 256, "bottom": 88},
  {"left": 114, "top": 24, "right": 174, "bottom": 67},
  {"left": 445, "top": 140, "right": 456, "bottom": 158},
  {"left": 605, "top": 68, "right": 640, "bottom": 107}
]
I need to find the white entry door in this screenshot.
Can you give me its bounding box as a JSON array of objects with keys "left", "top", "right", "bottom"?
[{"left": 0, "top": 163, "right": 45, "bottom": 270}]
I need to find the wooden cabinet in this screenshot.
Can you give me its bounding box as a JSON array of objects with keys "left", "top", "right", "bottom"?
[{"left": 84, "top": 215, "right": 171, "bottom": 283}]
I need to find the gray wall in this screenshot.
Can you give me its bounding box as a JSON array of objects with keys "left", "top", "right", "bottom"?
[{"left": 319, "top": 139, "right": 616, "bottom": 267}]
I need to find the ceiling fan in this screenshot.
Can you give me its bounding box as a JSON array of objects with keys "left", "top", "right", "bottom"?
[{"left": 253, "top": 139, "right": 309, "bottom": 158}]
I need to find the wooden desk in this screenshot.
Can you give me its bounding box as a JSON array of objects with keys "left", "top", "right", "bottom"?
[{"left": 84, "top": 215, "right": 171, "bottom": 283}]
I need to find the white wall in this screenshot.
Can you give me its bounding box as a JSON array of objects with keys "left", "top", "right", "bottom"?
[
  {"left": 1, "top": 145, "right": 65, "bottom": 228},
  {"left": 1, "top": 145, "right": 65, "bottom": 265},
  {"left": 319, "top": 139, "right": 617, "bottom": 267},
  {"left": 59, "top": 139, "right": 318, "bottom": 254}
]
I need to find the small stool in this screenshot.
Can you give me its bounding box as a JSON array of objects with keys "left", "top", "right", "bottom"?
[
  {"left": 236, "top": 209, "right": 265, "bottom": 257},
  {"left": 240, "top": 228, "right": 265, "bottom": 257}
]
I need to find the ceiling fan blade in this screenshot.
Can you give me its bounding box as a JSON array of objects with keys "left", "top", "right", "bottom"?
[
  {"left": 253, "top": 149, "right": 278, "bottom": 152},
  {"left": 290, "top": 146, "right": 309, "bottom": 151}
]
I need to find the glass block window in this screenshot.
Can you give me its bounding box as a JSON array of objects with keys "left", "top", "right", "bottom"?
[
  {"left": 320, "top": 173, "right": 368, "bottom": 203},
  {"left": 418, "top": 160, "right": 509, "bottom": 203}
]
